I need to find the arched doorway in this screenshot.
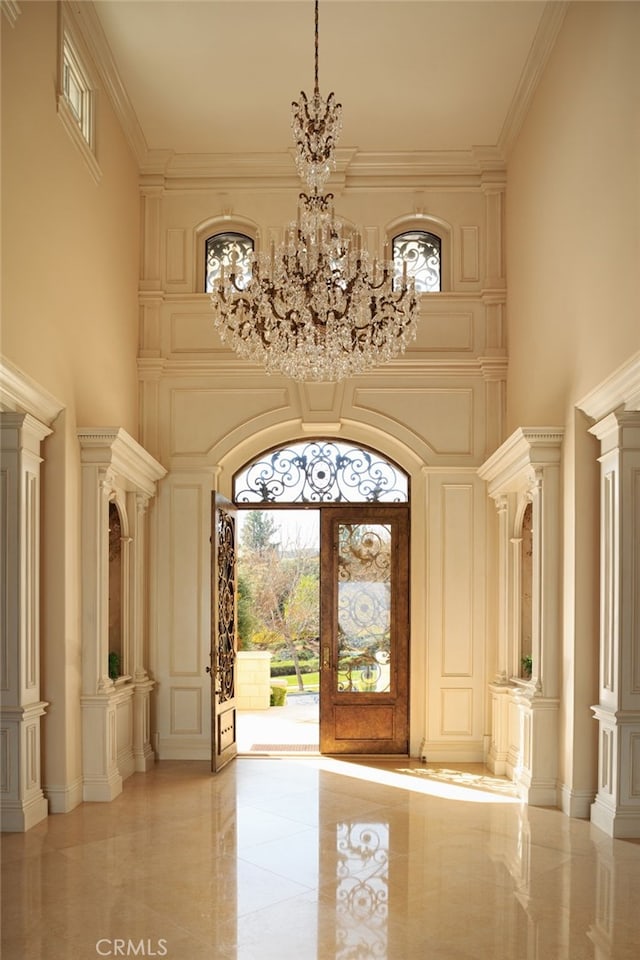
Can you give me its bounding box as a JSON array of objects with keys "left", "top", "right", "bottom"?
[{"left": 210, "top": 440, "right": 411, "bottom": 765}]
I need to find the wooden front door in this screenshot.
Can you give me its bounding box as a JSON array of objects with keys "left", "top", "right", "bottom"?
[
  {"left": 210, "top": 493, "right": 238, "bottom": 772},
  {"left": 320, "top": 506, "right": 409, "bottom": 754}
]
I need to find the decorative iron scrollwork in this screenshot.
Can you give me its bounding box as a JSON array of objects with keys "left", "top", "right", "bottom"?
[
  {"left": 216, "top": 509, "right": 236, "bottom": 702},
  {"left": 234, "top": 440, "right": 408, "bottom": 504}
]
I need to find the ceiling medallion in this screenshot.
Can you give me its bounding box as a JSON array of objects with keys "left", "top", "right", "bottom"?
[{"left": 210, "top": 0, "right": 419, "bottom": 382}]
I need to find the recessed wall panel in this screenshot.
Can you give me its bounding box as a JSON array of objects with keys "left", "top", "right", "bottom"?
[
  {"left": 170, "top": 387, "right": 289, "bottom": 457},
  {"left": 632, "top": 469, "right": 640, "bottom": 695},
  {"left": 413, "top": 312, "right": 474, "bottom": 352},
  {"left": 353, "top": 388, "right": 473, "bottom": 456},
  {"left": 0, "top": 470, "right": 9, "bottom": 693},
  {"left": 170, "top": 687, "right": 203, "bottom": 735},
  {"left": 441, "top": 688, "right": 473, "bottom": 736},
  {"left": 170, "top": 484, "right": 202, "bottom": 676},
  {"left": 441, "top": 484, "right": 473, "bottom": 676},
  {"left": 460, "top": 226, "right": 480, "bottom": 282},
  {"left": 166, "top": 228, "right": 186, "bottom": 283}
]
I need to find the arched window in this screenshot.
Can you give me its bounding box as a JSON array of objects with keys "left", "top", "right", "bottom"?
[
  {"left": 205, "top": 232, "right": 254, "bottom": 293},
  {"left": 234, "top": 440, "right": 409, "bottom": 504},
  {"left": 392, "top": 230, "right": 441, "bottom": 293}
]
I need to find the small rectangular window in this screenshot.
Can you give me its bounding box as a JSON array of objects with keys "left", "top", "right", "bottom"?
[
  {"left": 62, "top": 34, "right": 92, "bottom": 145},
  {"left": 57, "top": 12, "right": 101, "bottom": 183}
]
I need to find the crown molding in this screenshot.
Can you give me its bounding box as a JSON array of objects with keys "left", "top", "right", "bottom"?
[
  {"left": 577, "top": 351, "right": 640, "bottom": 423},
  {"left": 77, "top": 427, "right": 166, "bottom": 494},
  {"left": 73, "top": 2, "right": 508, "bottom": 188},
  {"left": 1, "top": 0, "right": 20, "bottom": 27},
  {"left": 498, "top": 1, "right": 569, "bottom": 159},
  {"left": 141, "top": 146, "right": 506, "bottom": 193},
  {"left": 69, "top": 1, "right": 149, "bottom": 168},
  {"left": 0, "top": 356, "right": 64, "bottom": 426},
  {"left": 478, "top": 426, "right": 564, "bottom": 496}
]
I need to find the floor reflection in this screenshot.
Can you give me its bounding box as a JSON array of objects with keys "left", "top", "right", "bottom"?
[
  {"left": 335, "top": 822, "right": 389, "bottom": 958},
  {"left": 2, "top": 759, "right": 640, "bottom": 960}
]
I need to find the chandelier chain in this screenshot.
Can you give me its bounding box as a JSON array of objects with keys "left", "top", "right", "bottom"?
[{"left": 314, "top": 0, "right": 319, "bottom": 94}]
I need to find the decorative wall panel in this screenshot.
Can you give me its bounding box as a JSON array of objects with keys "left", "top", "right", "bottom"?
[
  {"left": 169, "top": 387, "right": 290, "bottom": 457},
  {"left": 353, "top": 388, "right": 474, "bottom": 457},
  {"left": 603, "top": 471, "right": 615, "bottom": 692},
  {"left": 460, "top": 226, "right": 480, "bottom": 282},
  {"left": 170, "top": 687, "right": 202, "bottom": 735},
  {"left": 441, "top": 484, "right": 474, "bottom": 676},
  {"left": 0, "top": 469, "right": 8, "bottom": 693},
  {"left": 169, "top": 312, "right": 220, "bottom": 354},
  {"left": 441, "top": 688, "right": 473, "bottom": 736},
  {"left": 166, "top": 229, "right": 186, "bottom": 284},
  {"left": 412, "top": 312, "right": 474, "bottom": 352},
  {"left": 169, "top": 484, "right": 202, "bottom": 676}
]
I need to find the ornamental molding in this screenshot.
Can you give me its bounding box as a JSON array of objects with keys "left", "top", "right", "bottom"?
[
  {"left": 68, "top": 0, "right": 148, "bottom": 168},
  {"left": 0, "top": 355, "right": 64, "bottom": 426},
  {"left": 137, "top": 355, "right": 506, "bottom": 382},
  {"left": 78, "top": 427, "right": 167, "bottom": 496},
  {"left": 577, "top": 350, "right": 640, "bottom": 423},
  {"left": 478, "top": 426, "right": 564, "bottom": 497},
  {"left": 142, "top": 149, "right": 505, "bottom": 192},
  {"left": 498, "top": 1, "right": 569, "bottom": 158}
]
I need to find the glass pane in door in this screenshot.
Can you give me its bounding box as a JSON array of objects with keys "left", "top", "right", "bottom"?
[{"left": 336, "top": 523, "right": 391, "bottom": 694}]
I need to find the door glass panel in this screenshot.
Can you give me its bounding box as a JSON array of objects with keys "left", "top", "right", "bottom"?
[{"left": 337, "top": 523, "right": 391, "bottom": 694}]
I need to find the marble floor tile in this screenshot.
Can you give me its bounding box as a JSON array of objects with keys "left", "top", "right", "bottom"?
[{"left": 3, "top": 758, "right": 640, "bottom": 960}]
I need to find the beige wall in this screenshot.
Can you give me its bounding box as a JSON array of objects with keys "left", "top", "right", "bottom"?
[
  {"left": 2, "top": 2, "right": 140, "bottom": 426},
  {"left": 1, "top": 1, "right": 140, "bottom": 802},
  {"left": 506, "top": 1, "right": 640, "bottom": 812},
  {"left": 506, "top": 1, "right": 640, "bottom": 428}
]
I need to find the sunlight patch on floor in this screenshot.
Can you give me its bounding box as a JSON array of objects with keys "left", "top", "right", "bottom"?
[{"left": 313, "top": 757, "right": 523, "bottom": 804}]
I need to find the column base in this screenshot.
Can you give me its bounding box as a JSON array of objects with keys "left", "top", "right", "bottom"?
[
  {"left": 0, "top": 792, "right": 48, "bottom": 832},
  {"left": 591, "top": 796, "right": 640, "bottom": 838},
  {"left": 82, "top": 771, "right": 123, "bottom": 803}
]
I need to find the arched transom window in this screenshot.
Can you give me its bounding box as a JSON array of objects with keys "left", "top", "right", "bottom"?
[
  {"left": 393, "top": 230, "right": 441, "bottom": 292},
  {"left": 205, "top": 232, "right": 254, "bottom": 293},
  {"left": 234, "top": 440, "right": 409, "bottom": 504}
]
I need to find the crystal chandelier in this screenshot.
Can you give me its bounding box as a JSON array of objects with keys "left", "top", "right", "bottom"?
[{"left": 210, "top": 0, "right": 419, "bottom": 382}]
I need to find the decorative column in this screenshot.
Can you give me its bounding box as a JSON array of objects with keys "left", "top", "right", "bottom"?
[
  {"left": 80, "top": 466, "right": 122, "bottom": 801},
  {"left": 479, "top": 428, "right": 563, "bottom": 804},
  {"left": 589, "top": 411, "right": 640, "bottom": 837},
  {"left": 0, "top": 413, "right": 50, "bottom": 830},
  {"left": 131, "top": 493, "right": 155, "bottom": 771},
  {"left": 78, "top": 428, "right": 165, "bottom": 801},
  {"left": 486, "top": 494, "right": 513, "bottom": 775}
]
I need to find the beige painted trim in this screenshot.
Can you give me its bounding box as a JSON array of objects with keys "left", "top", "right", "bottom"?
[
  {"left": 577, "top": 351, "right": 640, "bottom": 422},
  {"left": 0, "top": 356, "right": 64, "bottom": 425},
  {"left": 498, "top": 1, "right": 569, "bottom": 158}
]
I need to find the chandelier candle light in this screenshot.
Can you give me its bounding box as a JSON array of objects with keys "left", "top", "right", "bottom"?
[{"left": 210, "top": 0, "right": 419, "bottom": 382}]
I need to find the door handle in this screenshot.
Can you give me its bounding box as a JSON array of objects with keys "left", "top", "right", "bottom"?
[{"left": 322, "top": 646, "right": 331, "bottom": 670}]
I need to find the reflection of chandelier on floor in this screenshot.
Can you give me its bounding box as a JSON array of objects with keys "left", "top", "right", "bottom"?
[{"left": 210, "top": 0, "right": 419, "bottom": 382}]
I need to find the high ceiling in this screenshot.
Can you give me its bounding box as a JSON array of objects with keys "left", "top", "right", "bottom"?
[{"left": 93, "top": 0, "right": 555, "bottom": 163}]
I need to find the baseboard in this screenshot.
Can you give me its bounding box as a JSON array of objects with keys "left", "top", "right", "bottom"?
[
  {"left": 559, "top": 783, "right": 595, "bottom": 819},
  {"left": 419, "top": 739, "right": 485, "bottom": 764},
  {"left": 45, "top": 777, "right": 83, "bottom": 814},
  {"left": 157, "top": 737, "right": 209, "bottom": 761}
]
